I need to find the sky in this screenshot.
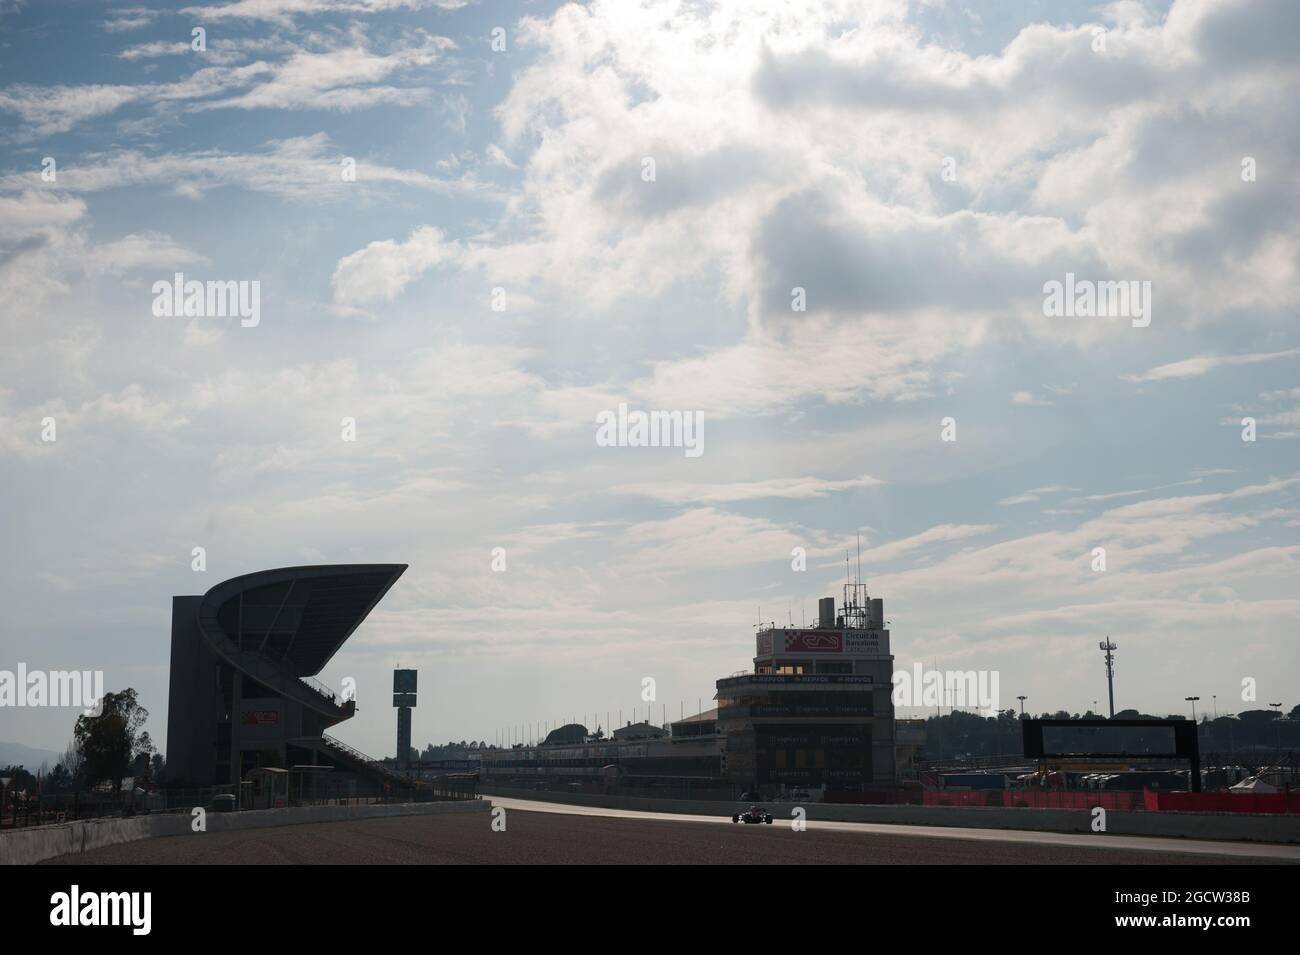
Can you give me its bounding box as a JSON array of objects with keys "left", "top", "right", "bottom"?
[{"left": 0, "top": 0, "right": 1297, "bottom": 763}]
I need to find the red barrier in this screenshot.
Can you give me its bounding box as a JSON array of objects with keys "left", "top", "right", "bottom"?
[
  {"left": 835, "top": 788, "right": 1298, "bottom": 812},
  {"left": 923, "top": 790, "right": 1143, "bottom": 810},
  {"left": 1143, "top": 790, "right": 1300, "bottom": 814}
]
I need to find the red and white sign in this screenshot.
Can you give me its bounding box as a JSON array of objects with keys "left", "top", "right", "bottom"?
[
  {"left": 755, "top": 628, "right": 889, "bottom": 657},
  {"left": 783, "top": 631, "right": 843, "bottom": 653},
  {"left": 241, "top": 709, "right": 279, "bottom": 726}
]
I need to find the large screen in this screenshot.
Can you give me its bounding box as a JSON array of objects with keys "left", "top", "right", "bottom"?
[{"left": 1023, "top": 719, "right": 1196, "bottom": 758}]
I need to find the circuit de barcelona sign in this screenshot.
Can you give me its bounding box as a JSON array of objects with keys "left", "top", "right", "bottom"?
[{"left": 756, "top": 629, "right": 889, "bottom": 657}]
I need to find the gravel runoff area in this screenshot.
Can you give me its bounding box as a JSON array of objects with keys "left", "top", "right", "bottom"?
[{"left": 39, "top": 808, "right": 1290, "bottom": 865}]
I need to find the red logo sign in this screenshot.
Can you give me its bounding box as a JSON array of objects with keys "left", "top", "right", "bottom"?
[
  {"left": 783, "top": 631, "right": 843, "bottom": 653},
  {"left": 241, "top": 709, "right": 279, "bottom": 726}
]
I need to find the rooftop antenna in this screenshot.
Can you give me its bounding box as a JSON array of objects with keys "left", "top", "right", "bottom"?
[{"left": 856, "top": 533, "right": 862, "bottom": 588}]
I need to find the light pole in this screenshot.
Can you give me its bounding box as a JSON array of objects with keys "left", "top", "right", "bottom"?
[
  {"left": 1099, "top": 639, "right": 1117, "bottom": 717},
  {"left": 1270, "top": 703, "right": 1283, "bottom": 757},
  {"left": 1016, "top": 695, "right": 1028, "bottom": 719},
  {"left": 1185, "top": 696, "right": 1200, "bottom": 722}
]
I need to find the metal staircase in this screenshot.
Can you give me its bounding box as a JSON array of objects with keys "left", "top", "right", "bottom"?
[{"left": 317, "top": 734, "right": 419, "bottom": 789}]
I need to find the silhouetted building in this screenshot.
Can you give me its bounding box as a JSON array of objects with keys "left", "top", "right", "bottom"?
[
  {"left": 165, "top": 564, "right": 406, "bottom": 787},
  {"left": 717, "top": 585, "right": 896, "bottom": 792}
]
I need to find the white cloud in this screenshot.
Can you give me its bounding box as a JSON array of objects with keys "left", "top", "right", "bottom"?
[
  {"left": 179, "top": 0, "right": 466, "bottom": 25},
  {"left": 0, "top": 134, "right": 484, "bottom": 203},
  {"left": 1124, "top": 349, "right": 1300, "bottom": 382},
  {"left": 613, "top": 474, "right": 883, "bottom": 504},
  {"left": 330, "top": 226, "right": 460, "bottom": 308},
  {"left": 83, "top": 232, "right": 210, "bottom": 275},
  {"left": 1011, "top": 390, "right": 1054, "bottom": 407}
]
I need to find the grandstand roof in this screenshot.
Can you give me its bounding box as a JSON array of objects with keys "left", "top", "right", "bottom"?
[{"left": 197, "top": 564, "right": 407, "bottom": 677}]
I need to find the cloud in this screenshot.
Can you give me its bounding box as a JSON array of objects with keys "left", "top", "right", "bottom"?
[
  {"left": 612, "top": 474, "right": 883, "bottom": 504},
  {"left": 854, "top": 524, "right": 997, "bottom": 566},
  {"left": 102, "top": 7, "right": 158, "bottom": 32},
  {"left": 330, "top": 226, "right": 460, "bottom": 308},
  {"left": 83, "top": 232, "right": 210, "bottom": 276},
  {"left": 192, "top": 36, "right": 454, "bottom": 112},
  {"left": 0, "top": 33, "right": 454, "bottom": 136},
  {"left": 1123, "top": 349, "right": 1300, "bottom": 382},
  {"left": 0, "top": 191, "right": 88, "bottom": 317},
  {"left": 0, "top": 134, "right": 484, "bottom": 202},
  {"left": 179, "top": 0, "right": 467, "bottom": 25},
  {"left": 1011, "top": 391, "right": 1054, "bottom": 407},
  {"left": 998, "top": 486, "right": 1075, "bottom": 506},
  {"left": 0, "top": 84, "right": 148, "bottom": 137}
]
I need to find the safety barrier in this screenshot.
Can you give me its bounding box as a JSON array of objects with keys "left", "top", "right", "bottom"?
[{"left": 0, "top": 797, "right": 491, "bottom": 865}]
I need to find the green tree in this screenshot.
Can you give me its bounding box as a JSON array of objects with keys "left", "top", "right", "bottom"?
[
  {"left": 73, "top": 688, "right": 154, "bottom": 794},
  {"left": 46, "top": 763, "right": 74, "bottom": 794},
  {"left": 0, "top": 765, "right": 37, "bottom": 793}
]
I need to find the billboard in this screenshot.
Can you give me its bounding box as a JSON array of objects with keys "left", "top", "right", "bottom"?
[
  {"left": 1024, "top": 720, "right": 1191, "bottom": 758},
  {"left": 1022, "top": 719, "right": 1199, "bottom": 768},
  {"left": 753, "top": 629, "right": 889, "bottom": 657},
  {"left": 783, "top": 630, "right": 842, "bottom": 653}
]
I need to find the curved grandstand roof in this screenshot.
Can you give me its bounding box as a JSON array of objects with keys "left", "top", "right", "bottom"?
[
  {"left": 197, "top": 564, "right": 407, "bottom": 677},
  {"left": 543, "top": 723, "right": 589, "bottom": 746}
]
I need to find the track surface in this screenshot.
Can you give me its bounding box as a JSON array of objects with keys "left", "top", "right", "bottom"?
[
  {"left": 40, "top": 802, "right": 1294, "bottom": 864},
  {"left": 490, "top": 795, "right": 1300, "bottom": 862}
]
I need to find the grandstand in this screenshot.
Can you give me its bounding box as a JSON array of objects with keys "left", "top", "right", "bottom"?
[{"left": 165, "top": 564, "right": 411, "bottom": 792}]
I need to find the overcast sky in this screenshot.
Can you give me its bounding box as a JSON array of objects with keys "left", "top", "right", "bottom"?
[{"left": 1, "top": 0, "right": 1297, "bottom": 761}]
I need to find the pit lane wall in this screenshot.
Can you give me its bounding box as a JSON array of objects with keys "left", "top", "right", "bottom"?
[
  {"left": 480, "top": 787, "right": 1300, "bottom": 844},
  {"left": 0, "top": 799, "right": 491, "bottom": 866}
]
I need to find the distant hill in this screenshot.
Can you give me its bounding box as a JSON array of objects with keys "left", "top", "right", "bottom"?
[{"left": 0, "top": 741, "right": 63, "bottom": 771}]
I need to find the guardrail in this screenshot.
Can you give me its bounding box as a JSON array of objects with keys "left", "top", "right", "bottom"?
[{"left": 299, "top": 675, "right": 341, "bottom": 704}]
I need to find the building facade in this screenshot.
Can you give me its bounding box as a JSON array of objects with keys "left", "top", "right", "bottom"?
[
  {"left": 478, "top": 587, "right": 899, "bottom": 799},
  {"left": 715, "top": 586, "right": 896, "bottom": 793}
]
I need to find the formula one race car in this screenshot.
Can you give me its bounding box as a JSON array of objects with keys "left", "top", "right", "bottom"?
[{"left": 732, "top": 805, "right": 774, "bottom": 824}]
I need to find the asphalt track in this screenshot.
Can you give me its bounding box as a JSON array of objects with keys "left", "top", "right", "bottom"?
[{"left": 39, "top": 797, "right": 1298, "bottom": 864}]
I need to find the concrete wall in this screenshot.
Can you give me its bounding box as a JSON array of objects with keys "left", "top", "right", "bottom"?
[
  {"left": 165, "top": 595, "right": 217, "bottom": 786},
  {"left": 1, "top": 799, "right": 491, "bottom": 866},
  {"left": 482, "top": 787, "right": 1300, "bottom": 844}
]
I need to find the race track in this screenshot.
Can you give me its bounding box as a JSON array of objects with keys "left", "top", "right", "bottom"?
[{"left": 37, "top": 797, "right": 1299, "bottom": 864}]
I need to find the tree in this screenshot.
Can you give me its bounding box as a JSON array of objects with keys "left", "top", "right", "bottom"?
[
  {"left": 73, "top": 688, "right": 154, "bottom": 794},
  {"left": 1, "top": 765, "right": 37, "bottom": 794},
  {"left": 46, "top": 763, "right": 74, "bottom": 794},
  {"left": 61, "top": 739, "right": 82, "bottom": 790}
]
